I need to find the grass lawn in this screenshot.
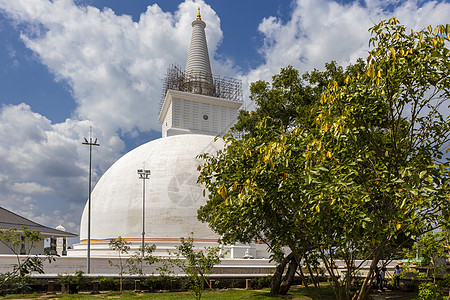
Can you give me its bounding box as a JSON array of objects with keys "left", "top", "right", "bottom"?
[
  {"left": 0, "top": 285, "right": 330, "bottom": 299},
  {"left": 0, "top": 285, "right": 418, "bottom": 299}
]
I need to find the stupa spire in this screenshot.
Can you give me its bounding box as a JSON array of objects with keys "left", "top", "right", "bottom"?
[
  {"left": 185, "top": 8, "right": 214, "bottom": 95},
  {"left": 158, "top": 9, "right": 243, "bottom": 138}
]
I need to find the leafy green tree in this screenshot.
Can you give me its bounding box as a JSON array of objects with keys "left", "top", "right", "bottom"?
[
  {"left": 233, "top": 65, "right": 310, "bottom": 135},
  {"left": 109, "top": 237, "right": 159, "bottom": 291},
  {"left": 403, "top": 230, "right": 449, "bottom": 297},
  {"left": 227, "top": 61, "right": 367, "bottom": 296},
  {"left": 200, "top": 61, "right": 365, "bottom": 298},
  {"left": 315, "top": 18, "right": 450, "bottom": 299},
  {"left": 415, "top": 232, "right": 449, "bottom": 284},
  {"left": 0, "top": 226, "right": 49, "bottom": 295},
  {"left": 198, "top": 18, "right": 450, "bottom": 300},
  {"left": 0, "top": 226, "right": 43, "bottom": 272},
  {"left": 127, "top": 243, "right": 158, "bottom": 275},
  {"left": 108, "top": 237, "right": 131, "bottom": 292},
  {"left": 172, "top": 235, "right": 223, "bottom": 300},
  {"left": 233, "top": 61, "right": 365, "bottom": 137},
  {"left": 199, "top": 121, "right": 317, "bottom": 295}
]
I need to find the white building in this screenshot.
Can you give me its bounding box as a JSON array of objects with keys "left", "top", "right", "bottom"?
[{"left": 0, "top": 207, "right": 76, "bottom": 256}]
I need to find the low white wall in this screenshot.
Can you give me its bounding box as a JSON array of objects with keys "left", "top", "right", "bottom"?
[
  {"left": 0, "top": 255, "right": 276, "bottom": 276},
  {"left": 0, "top": 254, "right": 406, "bottom": 279}
]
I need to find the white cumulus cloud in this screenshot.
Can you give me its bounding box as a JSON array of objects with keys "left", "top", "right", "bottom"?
[
  {"left": 243, "top": 0, "right": 450, "bottom": 102},
  {"left": 0, "top": 0, "right": 223, "bottom": 136},
  {"left": 6, "top": 181, "right": 54, "bottom": 194},
  {"left": 0, "top": 103, "right": 123, "bottom": 233}
]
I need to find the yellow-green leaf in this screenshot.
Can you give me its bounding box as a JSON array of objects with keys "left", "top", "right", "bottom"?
[
  {"left": 345, "top": 75, "right": 351, "bottom": 84},
  {"left": 431, "top": 38, "right": 437, "bottom": 47},
  {"left": 390, "top": 47, "right": 396, "bottom": 59}
]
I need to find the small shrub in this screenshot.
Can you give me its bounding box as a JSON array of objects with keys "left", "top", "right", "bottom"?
[
  {"left": 58, "top": 270, "right": 88, "bottom": 293},
  {"left": 141, "top": 276, "right": 175, "bottom": 291},
  {"left": 0, "top": 227, "right": 50, "bottom": 295},
  {"left": 172, "top": 236, "right": 223, "bottom": 300},
  {"left": 98, "top": 277, "right": 119, "bottom": 291},
  {"left": 439, "top": 274, "right": 450, "bottom": 288},
  {"left": 418, "top": 282, "right": 443, "bottom": 300},
  {"left": 141, "top": 276, "right": 157, "bottom": 291},
  {"left": 252, "top": 276, "right": 272, "bottom": 289},
  {"left": 0, "top": 273, "right": 35, "bottom": 295}
]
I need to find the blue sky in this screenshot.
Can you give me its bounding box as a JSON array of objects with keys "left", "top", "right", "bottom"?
[{"left": 0, "top": 0, "right": 449, "bottom": 242}]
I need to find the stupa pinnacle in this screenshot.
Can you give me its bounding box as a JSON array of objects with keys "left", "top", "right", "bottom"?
[{"left": 185, "top": 8, "right": 214, "bottom": 95}]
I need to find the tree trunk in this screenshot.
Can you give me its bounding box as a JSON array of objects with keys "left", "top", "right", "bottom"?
[
  {"left": 305, "top": 259, "right": 324, "bottom": 300},
  {"left": 356, "top": 248, "right": 382, "bottom": 300},
  {"left": 279, "top": 254, "right": 298, "bottom": 294},
  {"left": 356, "top": 258, "right": 378, "bottom": 300},
  {"left": 270, "top": 252, "right": 294, "bottom": 295}
]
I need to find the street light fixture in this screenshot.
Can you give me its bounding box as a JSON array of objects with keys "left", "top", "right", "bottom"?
[
  {"left": 82, "top": 128, "right": 99, "bottom": 274},
  {"left": 137, "top": 167, "right": 151, "bottom": 261}
]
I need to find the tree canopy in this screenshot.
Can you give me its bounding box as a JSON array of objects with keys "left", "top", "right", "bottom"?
[
  {"left": 198, "top": 18, "right": 450, "bottom": 300},
  {"left": 233, "top": 60, "right": 365, "bottom": 135}
]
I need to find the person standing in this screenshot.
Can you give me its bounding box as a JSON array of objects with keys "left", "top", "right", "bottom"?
[
  {"left": 374, "top": 265, "right": 381, "bottom": 289},
  {"left": 394, "top": 264, "right": 402, "bottom": 288},
  {"left": 378, "top": 266, "right": 386, "bottom": 291}
]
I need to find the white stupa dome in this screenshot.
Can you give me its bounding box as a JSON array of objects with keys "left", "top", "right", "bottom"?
[{"left": 79, "top": 134, "right": 223, "bottom": 243}]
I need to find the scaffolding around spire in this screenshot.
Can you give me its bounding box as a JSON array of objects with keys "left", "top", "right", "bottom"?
[{"left": 160, "top": 64, "right": 243, "bottom": 112}]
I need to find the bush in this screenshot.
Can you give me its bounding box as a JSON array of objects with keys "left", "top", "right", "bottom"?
[
  {"left": 418, "top": 282, "right": 443, "bottom": 300},
  {"left": 141, "top": 276, "right": 175, "bottom": 291},
  {"left": 252, "top": 276, "right": 272, "bottom": 289},
  {"left": 439, "top": 275, "right": 450, "bottom": 289},
  {"left": 58, "top": 270, "right": 88, "bottom": 293},
  {"left": 0, "top": 272, "right": 35, "bottom": 295},
  {"left": 98, "top": 277, "right": 119, "bottom": 291}
]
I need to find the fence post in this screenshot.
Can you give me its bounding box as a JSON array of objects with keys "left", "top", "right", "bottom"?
[
  {"left": 246, "top": 279, "right": 252, "bottom": 290},
  {"left": 134, "top": 280, "right": 141, "bottom": 292},
  {"left": 47, "top": 280, "right": 55, "bottom": 294}
]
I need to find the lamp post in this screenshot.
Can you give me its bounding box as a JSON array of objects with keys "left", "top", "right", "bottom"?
[
  {"left": 82, "top": 128, "right": 99, "bottom": 274},
  {"left": 137, "top": 167, "right": 151, "bottom": 261}
]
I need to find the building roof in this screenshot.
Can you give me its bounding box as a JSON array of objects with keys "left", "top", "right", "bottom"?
[{"left": 0, "top": 207, "right": 77, "bottom": 238}]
